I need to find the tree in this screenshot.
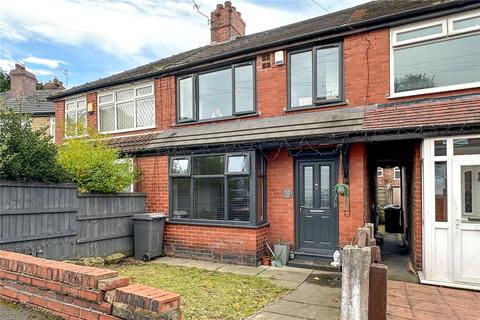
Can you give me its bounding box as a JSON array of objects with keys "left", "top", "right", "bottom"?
[
  {"left": 0, "top": 71, "right": 10, "bottom": 93},
  {"left": 0, "top": 104, "right": 68, "bottom": 182},
  {"left": 57, "top": 124, "right": 140, "bottom": 193},
  {"left": 394, "top": 73, "right": 435, "bottom": 93}
]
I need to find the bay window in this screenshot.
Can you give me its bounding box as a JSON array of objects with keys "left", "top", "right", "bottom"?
[
  {"left": 169, "top": 152, "right": 266, "bottom": 225},
  {"left": 288, "top": 43, "right": 342, "bottom": 108},
  {"left": 177, "top": 62, "right": 255, "bottom": 123},
  {"left": 391, "top": 10, "right": 480, "bottom": 97},
  {"left": 98, "top": 83, "right": 155, "bottom": 133}
]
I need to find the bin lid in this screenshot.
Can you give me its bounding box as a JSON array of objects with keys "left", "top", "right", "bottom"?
[{"left": 131, "top": 213, "right": 166, "bottom": 221}]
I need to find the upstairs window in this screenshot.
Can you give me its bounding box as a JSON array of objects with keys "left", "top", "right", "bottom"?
[
  {"left": 391, "top": 10, "right": 480, "bottom": 97},
  {"left": 169, "top": 152, "right": 266, "bottom": 225},
  {"left": 98, "top": 83, "right": 155, "bottom": 133},
  {"left": 177, "top": 62, "right": 255, "bottom": 123},
  {"left": 65, "top": 98, "right": 86, "bottom": 136},
  {"left": 288, "top": 43, "right": 342, "bottom": 109}
]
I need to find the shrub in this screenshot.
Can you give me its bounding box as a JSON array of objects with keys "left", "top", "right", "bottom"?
[
  {"left": 57, "top": 126, "right": 139, "bottom": 193},
  {"left": 0, "top": 107, "right": 68, "bottom": 183}
]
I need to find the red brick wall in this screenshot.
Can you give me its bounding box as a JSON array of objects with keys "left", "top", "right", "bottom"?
[
  {"left": 410, "top": 142, "right": 423, "bottom": 269},
  {"left": 55, "top": 101, "right": 65, "bottom": 144},
  {"left": 164, "top": 224, "right": 268, "bottom": 265},
  {"left": 86, "top": 92, "right": 97, "bottom": 131},
  {"left": 266, "top": 149, "right": 295, "bottom": 245},
  {"left": 339, "top": 143, "right": 368, "bottom": 246},
  {"left": 0, "top": 251, "right": 181, "bottom": 320},
  {"left": 135, "top": 155, "right": 169, "bottom": 213}
]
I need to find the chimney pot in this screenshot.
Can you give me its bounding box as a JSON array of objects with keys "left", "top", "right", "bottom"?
[{"left": 210, "top": 1, "right": 246, "bottom": 44}]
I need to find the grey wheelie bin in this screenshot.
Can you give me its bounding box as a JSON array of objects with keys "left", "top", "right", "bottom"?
[{"left": 131, "top": 213, "right": 165, "bottom": 261}]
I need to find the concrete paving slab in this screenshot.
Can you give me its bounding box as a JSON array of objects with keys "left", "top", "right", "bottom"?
[
  {"left": 217, "top": 264, "right": 263, "bottom": 276},
  {"left": 151, "top": 256, "right": 189, "bottom": 266},
  {"left": 273, "top": 265, "right": 314, "bottom": 274},
  {"left": 249, "top": 311, "right": 306, "bottom": 320},
  {"left": 259, "top": 268, "right": 312, "bottom": 283},
  {"left": 181, "top": 259, "right": 224, "bottom": 270},
  {"left": 282, "top": 282, "right": 341, "bottom": 308},
  {"left": 264, "top": 300, "right": 340, "bottom": 320},
  {"left": 268, "top": 279, "right": 303, "bottom": 289}
]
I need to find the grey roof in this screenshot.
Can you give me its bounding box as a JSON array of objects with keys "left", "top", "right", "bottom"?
[
  {"left": 49, "top": 0, "right": 474, "bottom": 100},
  {"left": 0, "top": 90, "right": 59, "bottom": 115},
  {"left": 109, "top": 109, "right": 365, "bottom": 153}
]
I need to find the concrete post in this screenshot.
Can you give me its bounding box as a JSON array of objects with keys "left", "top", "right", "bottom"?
[{"left": 341, "top": 245, "right": 372, "bottom": 320}]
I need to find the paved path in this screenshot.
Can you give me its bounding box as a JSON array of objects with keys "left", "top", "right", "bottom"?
[
  {"left": 0, "top": 299, "right": 58, "bottom": 320},
  {"left": 387, "top": 280, "right": 480, "bottom": 320},
  {"left": 153, "top": 256, "right": 341, "bottom": 320}
]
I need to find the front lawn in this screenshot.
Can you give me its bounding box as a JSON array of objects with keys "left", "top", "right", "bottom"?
[{"left": 111, "top": 262, "right": 290, "bottom": 320}]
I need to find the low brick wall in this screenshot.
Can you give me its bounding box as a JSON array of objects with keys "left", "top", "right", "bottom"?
[
  {"left": 0, "top": 251, "right": 181, "bottom": 320},
  {"left": 164, "top": 223, "right": 269, "bottom": 266}
]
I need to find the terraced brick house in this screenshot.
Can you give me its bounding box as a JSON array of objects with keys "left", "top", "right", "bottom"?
[
  {"left": 50, "top": 0, "right": 480, "bottom": 290},
  {"left": 1, "top": 64, "right": 64, "bottom": 138}
]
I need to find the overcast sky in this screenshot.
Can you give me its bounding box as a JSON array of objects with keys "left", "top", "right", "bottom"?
[{"left": 0, "top": 0, "right": 367, "bottom": 87}]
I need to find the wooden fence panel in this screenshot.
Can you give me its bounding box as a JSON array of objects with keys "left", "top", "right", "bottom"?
[{"left": 0, "top": 181, "right": 146, "bottom": 260}]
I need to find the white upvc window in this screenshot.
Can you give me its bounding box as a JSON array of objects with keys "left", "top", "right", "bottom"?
[
  {"left": 390, "top": 9, "right": 480, "bottom": 98},
  {"left": 65, "top": 97, "right": 87, "bottom": 136},
  {"left": 49, "top": 116, "right": 55, "bottom": 141},
  {"left": 97, "top": 82, "right": 155, "bottom": 133}
]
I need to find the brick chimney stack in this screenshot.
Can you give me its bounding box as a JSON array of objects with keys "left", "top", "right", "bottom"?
[
  {"left": 9, "top": 64, "right": 37, "bottom": 97},
  {"left": 210, "top": 1, "right": 245, "bottom": 44},
  {"left": 43, "top": 78, "right": 65, "bottom": 90}
]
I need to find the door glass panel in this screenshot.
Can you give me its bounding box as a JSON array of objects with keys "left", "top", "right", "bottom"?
[
  {"left": 461, "top": 165, "right": 480, "bottom": 221},
  {"left": 435, "top": 162, "right": 448, "bottom": 222},
  {"left": 303, "top": 166, "right": 313, "bottom": 207},
  {"left": 320, "top": 165, "right": 330, "bottom": 208},
  {"left": 454, "top": 138, "right": 480, "bottom": 155}
]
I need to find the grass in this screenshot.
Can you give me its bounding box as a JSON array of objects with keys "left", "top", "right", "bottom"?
[
  {"left": 111, "top": 261, "right": 291, "bottom": 320},
  {"left": 0, "top": 298, "right": 61, "bottom": 320}
]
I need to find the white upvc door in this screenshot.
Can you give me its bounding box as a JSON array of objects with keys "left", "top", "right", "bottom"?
[
  {"left": 423, "top": 136, "right": 480, "bottom": 289},
  {"left": 452, "top": 157, "right": 480, "bottom": 284}
]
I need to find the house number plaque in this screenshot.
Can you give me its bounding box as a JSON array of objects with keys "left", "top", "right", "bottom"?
[{"left": 283, "top": 189, "right": 292, "bottom": 199}]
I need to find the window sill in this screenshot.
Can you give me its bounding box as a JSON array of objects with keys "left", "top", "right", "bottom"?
[
  {"left": 285, "top": 101, "right": 347, "bottom": 112},
  {"left": 99, "top": 125, "right": 156, "bottom": 135},
  {"left": 175, "top": 112, "right": 259, "bottom": 127},
  {"left": 166, "top": 218, "right": 269, "bottom": 229},
  {"left": 388, "top": 82, "right": 480, "bottom": 99}
]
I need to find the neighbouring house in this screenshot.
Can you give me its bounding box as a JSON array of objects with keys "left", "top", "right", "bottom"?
[
  {"left": 377, "top": 167, "right": 401, "bottom": 206},
  {"left": 0, "top": 64, "right": 64, "bottom": 138},
  {"left": 49, "top": 0, "right": 480, "bottom": 290}
]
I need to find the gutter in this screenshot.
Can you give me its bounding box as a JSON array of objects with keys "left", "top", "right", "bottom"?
[{"left": 48, "top": 1, "right": 480, "bottom": 101}]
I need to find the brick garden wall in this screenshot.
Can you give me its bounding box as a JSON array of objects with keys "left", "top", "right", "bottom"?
[{"left": 0, "top": 251, "right": 181, "bottom": 320}]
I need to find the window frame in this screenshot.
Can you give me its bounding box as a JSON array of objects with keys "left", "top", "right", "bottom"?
[
  {"left": 176, "top": 62, "right": 257, "bottom": 124},
  {"left": 287, "top": 42, "right": 344, "bottom": 110},
  {"left": 377, "top": 168, "right": 384, "bottom": 177},
  {"left": 64, "top": 96, "right": 87, "bottom": 137},
  {"left": 169, "top": 151, "right": 264, "bottom": 226},
  {"left": 449, "top": 9, "right": 480, "bottom": 36},
  {"left": 97, "top": 82, "right": 156, "bottom": 134},
  {"left": 170, "top": 156, "right": 191, "bottom": 177},
  {"left": 390, "top": 10, "right": 480, "bottom": 98},
  {"left": 394, "top": 167, "right": 401, "bottom": 180}
]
